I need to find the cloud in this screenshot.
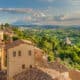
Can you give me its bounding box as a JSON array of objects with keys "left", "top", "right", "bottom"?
[
  {"left": 43, "top": 0, "right": 55, "bottom": 2},
  {"left": 40, "top": 0, "right": 55, "bottom": 2},
  {"left": 0, "top": 8, "right": 80, "bottom": 25},
  {"left": 70, "top": 0, "right": 80, "bottom": 5},
  {"left": 60, "top": 12, "right": 80, "bottom": 21},
  {"left": 0, "top": 8, "right": 33, "bottom": 14}
]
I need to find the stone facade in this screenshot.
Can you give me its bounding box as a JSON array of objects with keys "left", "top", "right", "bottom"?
[
  {"left": 6, "top": 40, "right": 35, "bottom": 80},
  {"left": 0, "top": 31, "right": 4, "bottom": 41},
  {"left": 0, "top": 37, "right": 44, "bottom": 80}
]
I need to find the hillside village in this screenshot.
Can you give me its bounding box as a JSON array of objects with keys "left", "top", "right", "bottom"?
[{"left": 0, "top": 24, "right": 79, "bottom": 80}]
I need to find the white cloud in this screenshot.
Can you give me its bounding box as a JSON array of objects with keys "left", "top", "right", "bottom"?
[
  {"left": 40, "top": 0, "right": 55, "bottom": 2},
  {"left": 60, "top": 12, "right": 80, "bottom": 21},
  {"left": 0, "top": 8, "right": 33, "bottom": 14},
  {"left": 46, "top": 0, "right": 55, "bottom": 2},
  {"left": 0, "top": 8, "right": 80, "bottom": 25}
]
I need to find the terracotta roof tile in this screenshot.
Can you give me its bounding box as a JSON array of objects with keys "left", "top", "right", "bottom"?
[
  {"left": 13, "top": 67, "right": 54, "bottom": 80},
  {"left": 5, "top": 40, "right": 33, "bottom": 49},
  {"left": 48, "top": 62, "right": 69, "bottom": 73}
]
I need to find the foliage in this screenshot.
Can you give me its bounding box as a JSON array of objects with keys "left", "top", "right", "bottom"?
[{"left": 13, "top": 26, "right": 80, "bottom": 70}]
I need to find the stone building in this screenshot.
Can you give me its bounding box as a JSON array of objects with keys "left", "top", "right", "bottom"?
[
  {"left": 34, "top": 47, "right": 44, "bottom": 66},
  {"left": 0, "top": 30, "right": 43, "bottom": 80},
  {"left": 6, "top": 40, "right": 35, "bottom": 80},
  {"left": 64, "top": 37, "right": 72, "bottom": 45},
  {"left": 0, "top": 38, "right": 44, "bottom": 80},
  {"left": 0, "top": 30, "right": 14, "bottom": 70},
  {"left": 0, "top": 31, "right": 4, "bottom": 41}
]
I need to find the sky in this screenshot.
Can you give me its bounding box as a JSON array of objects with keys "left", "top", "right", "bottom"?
[{"left": 0, "top": 0, "right": 80, "bottom": 25}]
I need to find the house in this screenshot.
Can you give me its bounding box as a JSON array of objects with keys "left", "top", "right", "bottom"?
[
  {"left": 0, "top": 31, "right": 4, "bottom": 41},
  {"left": 64, "top": 37, "right": 72, "bottom": 45},
  {"left": 0, "top": 38, "right": 44, "bottom": 80},
  {"left": 34, "top": 47, "right": 49, "bottom": 68},
  {"left": 48, "top": 59, "right": 70, "bottom": 80},
  {"left": 0, "top": 30, "right": 45, "bottom": 80},
  {"left": 0, "top": 30, "right": 14, "bottom": 70},
  {"left": 0, "top": 29, "right": 14, "bottom": 44},
  {"left": 34, "top": 47, "right": 44, "bottom": 66},
  {"left": 5, "top": 40, "right": 35, "bottom": 80}
]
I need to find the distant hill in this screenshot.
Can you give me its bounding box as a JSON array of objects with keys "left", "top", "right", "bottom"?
[{"left": 11, "top": 24, "right": 80, "bottom": 30}]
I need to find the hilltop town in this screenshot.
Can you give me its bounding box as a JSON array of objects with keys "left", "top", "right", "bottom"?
[{"left": 0, "top": 24, "right": 80, "bottom": 80}]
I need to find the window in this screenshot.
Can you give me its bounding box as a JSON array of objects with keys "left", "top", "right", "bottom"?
[
  {"left": 18, "top": 50, "right": 21, "bottom": 56},
  {"left": 22, "top": 64, "right": 25, "bottom": 69},
  {"left": 13, "top": 51, "right": 16, "bottom": 57},
  {"left": 29, "top": 65, "right": 32, "bottom": 68},
  {"left": 28, "top": 50, "right": 32, "bottom": 56}
]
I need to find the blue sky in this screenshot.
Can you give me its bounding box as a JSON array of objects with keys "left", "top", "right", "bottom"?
[{"left": 0, "top": 0, "right": 80, "bottom": 25}]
